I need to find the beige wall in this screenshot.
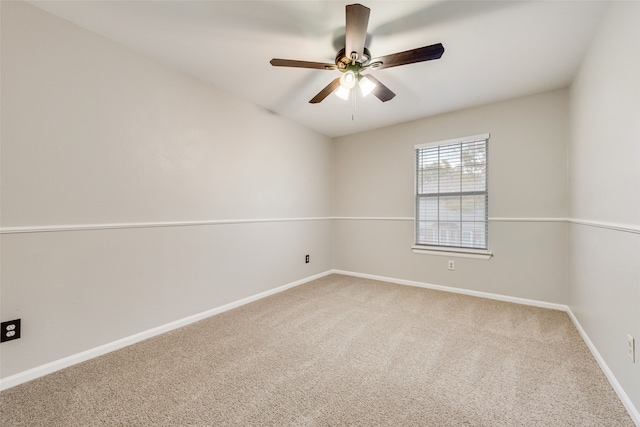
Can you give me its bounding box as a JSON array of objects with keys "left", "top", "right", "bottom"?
[
  {"left": 333, "top": 89, "right": 570, "bottom": 303},
  {"left": 569, "top": 0, "right": 640, "bottom": 415},
  {"left": 0, "top": 1, "right": 333, "bottom": 378}
]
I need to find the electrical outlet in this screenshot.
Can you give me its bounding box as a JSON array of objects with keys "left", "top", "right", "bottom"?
[
  {"left": 1, "top": 319, "right": 21, "bottom": 343},
  {"left": 448, "top": 260, "right": 455, "bottom": 271},
  {"left": 305, "top": 255, "right": 310, "bottom": 264},
  {"left": 628, "top": 334, "right": 635, "bottom": 363}
]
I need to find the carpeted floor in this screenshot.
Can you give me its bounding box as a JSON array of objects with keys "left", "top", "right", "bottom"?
[{"left": 0, "top": 274, "right": 634, "bottom": 426}]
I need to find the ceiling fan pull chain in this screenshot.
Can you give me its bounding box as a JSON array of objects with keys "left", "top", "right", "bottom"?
[{"left": 352, "top": 89, "right": 357, "bottom": 121}]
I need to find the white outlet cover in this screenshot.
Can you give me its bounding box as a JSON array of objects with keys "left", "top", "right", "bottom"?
[{"left": 628, "top": 335, "right": 635, "bottom": 363}]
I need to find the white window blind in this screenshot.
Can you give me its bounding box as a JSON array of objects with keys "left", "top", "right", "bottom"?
[{"left": 415, "top": 135, "right": 488, "bottom": 250}]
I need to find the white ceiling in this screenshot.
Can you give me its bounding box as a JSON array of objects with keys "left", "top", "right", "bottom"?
[{"left": 28, "top": 1, "right": 608, "bottom": 138}]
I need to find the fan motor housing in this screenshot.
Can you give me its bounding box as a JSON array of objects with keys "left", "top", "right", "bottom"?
[{"left": 335, "top": 47, "right": 371, "bottom": 71}]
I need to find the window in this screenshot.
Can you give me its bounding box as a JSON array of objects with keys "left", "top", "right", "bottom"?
[{"left": 414, "top": 134, "right": 490, "bottom": 257}]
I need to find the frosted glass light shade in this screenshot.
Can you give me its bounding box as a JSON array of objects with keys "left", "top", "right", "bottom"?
[
  {"left": 339, "top": 71, "right": 357, "bottom": 89},
  {"left": 335, "top": 85, "right": 351, "bottom": 100},
  {"left": 359, "top": 75, "right": 376, "bottom": 96}
]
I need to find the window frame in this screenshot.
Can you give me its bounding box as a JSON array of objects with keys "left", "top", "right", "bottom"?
[{"left": 412, "top": 133, "right": 493, "bottom": 260}]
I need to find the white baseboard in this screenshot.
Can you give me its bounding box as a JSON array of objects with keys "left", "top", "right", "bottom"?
[
  {"left": 331, "top": 269, "right": 568, "bottom": 311},
  {"left": 0, "top": 270, "right": 332, "bottom": 391},
  {"left": 566, "top": 309, "right": 640, "bottom": 426},
  {"left": 331, "top": 269, "right": 639, "bottom": 426}
]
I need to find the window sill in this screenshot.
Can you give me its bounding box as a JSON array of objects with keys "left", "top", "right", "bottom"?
[{"left": 411, "top": 245, "right": 493, "bottom": 260}]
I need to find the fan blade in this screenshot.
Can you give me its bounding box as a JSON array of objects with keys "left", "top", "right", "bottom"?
[
  {"left": 373, "top": 43, "right": 444, "bottom": 70},
  {"left": 270, "top": 59, "right": 336, "bottom": 70},
  {"left": 310, "top": 78, "right": 341, "bottom": 104},
  {"left": 363, "top": 75, "right": 396, "bottom": 102},
  {"left": 345, "top": 4, "right": 370, "bottom": 62}
]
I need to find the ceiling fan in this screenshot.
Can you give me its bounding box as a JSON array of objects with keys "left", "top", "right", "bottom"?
[{"left": 270, "top": 3, "right": 444, "bottom": 104}]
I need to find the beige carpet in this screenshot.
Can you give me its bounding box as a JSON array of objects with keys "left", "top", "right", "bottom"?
[{"left": 0, "top": 274, "right": 634, "bottom": 426}]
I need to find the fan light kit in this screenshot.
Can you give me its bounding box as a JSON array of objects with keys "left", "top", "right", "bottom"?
[{"left": 270, "top": 3, "right": 445, "bottom": 104}]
